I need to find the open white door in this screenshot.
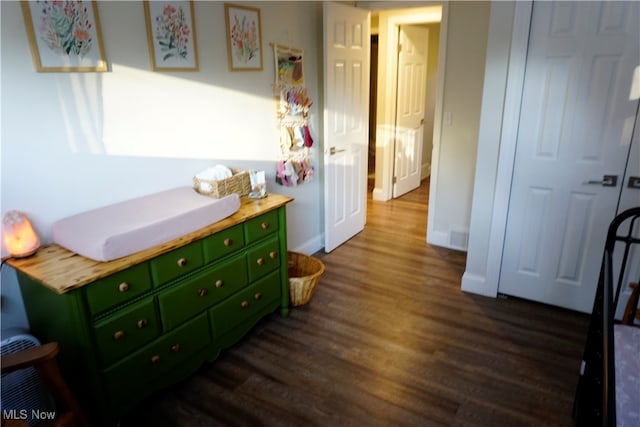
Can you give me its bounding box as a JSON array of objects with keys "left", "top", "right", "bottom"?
[
  {"left": 323, "top": 2, "right": 370, "bottom": 252},
  {"left": 499, "top": 1, "right": 639, "bottom": 312},
  {"left": 393, "top": 25, "right": 427, "bottom": 198}
]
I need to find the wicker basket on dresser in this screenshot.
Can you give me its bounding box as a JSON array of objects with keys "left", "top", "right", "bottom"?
[{"left": 7, "top": 194, "right": 293, "bottom": 425}]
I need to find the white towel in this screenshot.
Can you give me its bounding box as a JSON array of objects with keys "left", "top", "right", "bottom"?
[{"left": 196, "top": 164, "right": 233, "bottom": 181}]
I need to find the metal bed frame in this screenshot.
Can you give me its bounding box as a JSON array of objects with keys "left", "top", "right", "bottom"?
[{"left": 573, "top": 207, "right": 640, "bottom": 427}]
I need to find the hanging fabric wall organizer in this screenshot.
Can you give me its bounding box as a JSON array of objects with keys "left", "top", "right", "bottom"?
[{"left": 272, "top": 43, "right": 314, "bottom": 187}]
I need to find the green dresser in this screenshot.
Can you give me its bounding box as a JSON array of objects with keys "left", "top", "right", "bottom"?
[{"left": 8, "top": 195, "right": 293, "bottom": 424}]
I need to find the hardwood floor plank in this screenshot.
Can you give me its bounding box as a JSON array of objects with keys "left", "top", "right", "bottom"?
[{"left": 120, "top": 180, "right": 589, "bottom": 426}]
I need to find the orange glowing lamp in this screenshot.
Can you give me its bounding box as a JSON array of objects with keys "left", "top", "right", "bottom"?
[{"left": 2, "top": 211, "right": 40, "bottom": 258}]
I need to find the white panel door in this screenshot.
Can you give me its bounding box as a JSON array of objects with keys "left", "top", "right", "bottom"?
[
  {"left": 393, "top": 25, "right": 428, "bottom": 198},
  {"left": 499, "top": 1, "right": 639, "bottom": 312},
  {"left": 323, "top": 2, "right": 370, "bottom": 253}
]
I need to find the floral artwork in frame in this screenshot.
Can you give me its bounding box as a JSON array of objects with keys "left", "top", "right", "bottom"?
[
  {"left": 21, "top": 0, "right": 107, "bottom": 72},
  {"left": 144, "top": 1, "right": 199, "bottom": 71},
  {"left": 224, "top": 3, "right": 263, "bottom": 71}
]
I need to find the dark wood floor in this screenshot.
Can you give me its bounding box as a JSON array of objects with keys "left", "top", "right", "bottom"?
[{"left": 121, "top": 180, "right": 589, "bottom": 426}]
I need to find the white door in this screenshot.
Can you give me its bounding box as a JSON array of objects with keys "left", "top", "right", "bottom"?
[
  {"left": 323, "top": 2, "right": 370, "bottom": 253},
  {"left": 499, "top": 1, "right": 639, "bottom": 312},
  {"left": 393, "top": 25, "right": 428, "bottom": 198}
]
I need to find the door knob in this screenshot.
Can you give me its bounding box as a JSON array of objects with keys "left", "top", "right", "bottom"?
[
  {"left": 329, "top": 146, "right": 346, "bottom": 155},
  {"left": 584, "top": 175, "right": 617, "bottom": 187}
]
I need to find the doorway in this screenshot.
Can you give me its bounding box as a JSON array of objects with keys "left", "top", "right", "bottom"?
[
  {"left": 368, "top": 7, "right": 443, "bottom": 203},
  {"left": 323, "top": 3, "right": 446, "bottom": 253},
  {"left": 368, "top": 34, "right": 379, "bottom": 192}
]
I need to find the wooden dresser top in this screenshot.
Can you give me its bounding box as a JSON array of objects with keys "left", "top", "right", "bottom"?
[{"left": 6, "top": 194, "right": 293, "bottom": 294}]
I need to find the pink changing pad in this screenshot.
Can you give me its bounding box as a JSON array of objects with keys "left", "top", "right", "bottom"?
[{"left": 52, "top": 187, "right": 241, "bottom": 262}]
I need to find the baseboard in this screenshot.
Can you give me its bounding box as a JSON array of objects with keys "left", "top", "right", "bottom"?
[
  {"left": 290, "top": 234, "right": 324, "bottom": 255},
  {"left": 426, "top": 229, "right": 449, "bottom": 248},
  {"left": 421, "top": 162, "right": 431, "bottom": 180},
  {"left": 427, "top": 228, "right": 468, "bottom": 251},
  {"left": 372, "top": 187, "right": 388, "bottom": 201},
  {"left": 461, "top": 272, "right": 497, "bottom": 297}
]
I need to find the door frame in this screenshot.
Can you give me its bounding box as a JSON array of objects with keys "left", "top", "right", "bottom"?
[
  {"left": 462, "top": 1, "right": 533, "bottom": 297},
  {"left": 486, "top": 1, "right": 534, "bottom": 297},
  {"left": 372, "top": 5, "right": 446, "bottom": 203}
]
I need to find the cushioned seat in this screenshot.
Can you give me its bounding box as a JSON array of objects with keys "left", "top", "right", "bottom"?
[
  {"left": 52, "top": 187, "right": 241, "bottom": 262},
  {"left": 614, "top": 325, "right": 640, "bottom": 427}
]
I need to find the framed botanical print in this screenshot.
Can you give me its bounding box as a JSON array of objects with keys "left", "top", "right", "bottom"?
[
  {"left": 21, "top": 0, "right": 107, "bottom": 72},
  {"left": 224, "top": 3, "right": 263, "bottom": 71},
  {"left": 144, "top": 0, "right": 199, "bottom": 71}
]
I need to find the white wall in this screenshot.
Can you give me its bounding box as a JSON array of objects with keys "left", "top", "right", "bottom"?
[
  {"left": 1, "top": 0, "right": 498, "bottom": 330},
  {"left": 422, "top": 22, "right": 440, "bottom": 178},
  {"left": 0, "top": 0, "right": 323, "bottom": 329},
  {"left": 427, "top": 1, "right": 490, "bottom": 251}
]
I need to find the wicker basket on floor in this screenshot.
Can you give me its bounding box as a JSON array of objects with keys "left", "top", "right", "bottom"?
[
  {"left": 287, "top": 251, "right": 325, "bottom": 306},
  {"left": 193, "top": 169, "right": 251, "bottom": 198}
]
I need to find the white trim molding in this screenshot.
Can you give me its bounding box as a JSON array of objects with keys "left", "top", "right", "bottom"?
[
  {"left": 461, "top": 1, "right": 532, "bottom": 296},
  {"left": 426, "top": 1, "right": 449, "bottom": 244}
]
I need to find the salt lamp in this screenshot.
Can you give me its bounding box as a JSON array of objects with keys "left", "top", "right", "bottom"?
[{"left": 2, "top": 210, "right": 40, "bottom": 257}]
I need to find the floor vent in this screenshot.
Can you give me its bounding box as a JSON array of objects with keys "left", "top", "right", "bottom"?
[{"left": 449, "top": 230, "right": 469, "bottom": 250}]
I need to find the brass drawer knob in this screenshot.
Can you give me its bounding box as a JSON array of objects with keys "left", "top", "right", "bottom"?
[
  {"left": 137, "top": 319, "right": 148, "bottom": 329},
  {"left": 215, "top": 280, "right": 223, "bottom": 288},
  {"left": 118, "top": 282, "right": 129, "bottom": 292},
  {"left": 241, "top": 301, "right": 249, "bottom": 309},
  {"left": 177, "top": 258, "right": 187, "bottom": 267},
  {"left": 151, "top": 355, "right": 161, "bottom": 364},
  {"left": 254, "top": 292, "right": 262, "bottom": 300},
  {"left": 269, "top": 251, "right": 277, "bottom": 259},
  {"left": 261, "top": 222, "right": 269, "bottom": 230},
  {"left": 257, "top": 258, "right": 265, "bottom": 266},
  {"left": 198, "top": 288, "right": 208, "bottom": 297},
  {"left": 170, "top": 344, "right": 180, "bottom": 353},
  {"left": 223, "top": 238, "right": 232, "bottom": 247},
  {"left": 113, "top": 330, "right": 125, "bottom": 341}
]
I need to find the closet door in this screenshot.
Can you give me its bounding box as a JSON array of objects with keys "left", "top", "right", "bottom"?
[{"left": 498, "top": 1, "right": 639, "bottom": 312}]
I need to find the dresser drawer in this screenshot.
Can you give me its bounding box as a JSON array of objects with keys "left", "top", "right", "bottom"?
[
  {"left": 210, "top": 271, "right": 280, "bottom": 339},
  {"left": 85, "top": 264, "right": 152, "bottom": 316},
  {"left": 246, "top": 236, "right": 281, "bottom": 282},
  {"left": 93, "top": 297, "right": 160, "bottom": 367},
  {"left": 202, "top": 224, "right": 245, "bottom": 263},
  {"left": 102, "top": 313, "right": 210, "bottom": 398},
  {"left": 244, "top": 210, "right": 279, "bottom": 244},
  {"left": 150, "top": 241, "right": 203, "bottom": 286},
  {"left": 158, "top": 256, "right": 248, "bottom": 331}
]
